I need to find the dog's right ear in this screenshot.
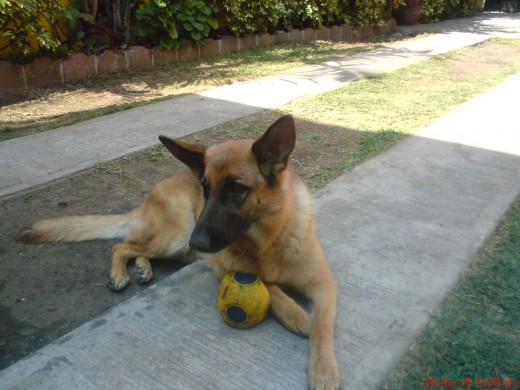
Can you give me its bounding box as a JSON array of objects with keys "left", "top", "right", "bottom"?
[
  {"left": 252, "top": 114, "right": 296, "bottom": 185},
  {"left": 159, "top": 135, "right": 206, "bottom": 177}
]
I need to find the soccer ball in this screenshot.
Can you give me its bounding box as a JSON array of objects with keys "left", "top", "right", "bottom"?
[{"left": 217, "top": 272, "right": 270, "bottom": 329}]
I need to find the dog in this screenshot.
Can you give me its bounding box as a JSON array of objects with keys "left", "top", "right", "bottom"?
[{"left": 18, "top": 115, "right": 340, "bottom": 389}]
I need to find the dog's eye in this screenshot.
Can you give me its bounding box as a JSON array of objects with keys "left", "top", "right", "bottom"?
[{"left": 227, "top": 181, "right": 248, "bottom": 196}]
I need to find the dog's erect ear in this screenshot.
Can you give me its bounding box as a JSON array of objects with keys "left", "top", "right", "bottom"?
[
  {"left": 159, "top": 135, "right": 206, "bottom": 177},
  {"left": 252, "top": 114, "right": 296, "bottom": 184}
]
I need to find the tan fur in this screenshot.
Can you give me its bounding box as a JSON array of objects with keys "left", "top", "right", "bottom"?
[
  {"left": 19, "top": 171, "right": 204, "bottom": 290},
  {"left": 18, "top": 116, "right": 339, "bottom": 389},
  {"left": 204, "top": 141, "right": 339, "bottom": 390}
]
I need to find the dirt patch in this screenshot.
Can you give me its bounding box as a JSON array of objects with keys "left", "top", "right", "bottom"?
[{"left": 446, "top": 39, "right": 520, "bottom": 76}]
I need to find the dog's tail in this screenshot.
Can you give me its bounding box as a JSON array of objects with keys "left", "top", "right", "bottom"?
[{"left": 18, "top": 214, "right": 131, "bottom": 244}]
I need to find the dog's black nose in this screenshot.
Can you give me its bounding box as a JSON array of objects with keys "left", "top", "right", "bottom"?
[
  {"left": 189, "top": 235, "right": 212, "bottom": 253},
  {"left": 189, "top": 224, "right": 226, "bottom": 253}
]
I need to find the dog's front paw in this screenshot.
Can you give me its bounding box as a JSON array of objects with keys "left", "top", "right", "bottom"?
[
  {"left": 308, "top": 355, "right": 340, "bottom": 390},
  {"left": 134, "top": 265, "right": 153, "bottom": 285},
  {"left": 107, "top": 273, "right": 130, "bottom": 292}
]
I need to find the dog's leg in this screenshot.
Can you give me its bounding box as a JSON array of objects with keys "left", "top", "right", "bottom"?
[
  {"left": 108, "top": 242, "right": 147, "bottom": 291},
  {"left": 307, "top": 280, "right": 340, "bottom": 390},
  {"left": 134, "top": 256, "right": 153, "bottom": 284},
  {"left": 266, "top": 284, "right": 312, "bottom": 337}
]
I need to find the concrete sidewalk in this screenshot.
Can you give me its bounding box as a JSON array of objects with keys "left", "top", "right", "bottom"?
[
  {"left": 1, "top": 14, "right": 520, "bottom": 390},
  {"left": 0, "top": 32, "right": 490, "bottom": 200},
  {"left": 396, "top": 12, "right": 520, "bottom": 37}
]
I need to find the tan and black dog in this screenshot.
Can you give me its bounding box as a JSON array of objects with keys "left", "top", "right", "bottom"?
[{"left": 19, "top": 115, "right": 340, "bottom": 389}]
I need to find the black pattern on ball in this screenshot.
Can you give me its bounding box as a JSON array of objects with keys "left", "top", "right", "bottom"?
[
  {"left": 225, "top": 305, "right": 248, "bottom": 323},
  {"left": 233, "top": 272, "right": 258, "bottom": 284}
]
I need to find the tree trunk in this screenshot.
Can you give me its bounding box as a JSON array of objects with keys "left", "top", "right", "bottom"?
[{"left": 107, "top": 0, "right": 135, "bottom": 47}]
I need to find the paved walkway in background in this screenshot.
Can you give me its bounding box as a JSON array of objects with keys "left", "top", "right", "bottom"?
[
  {"left": 396, "top": 12, "right": 520, "bottom": 37},
  {"left": 1, "top": 13, "right": 520, "bottom": 390},
  {"left": 0, "top": 31, "right": 494, "bottom": 200}
]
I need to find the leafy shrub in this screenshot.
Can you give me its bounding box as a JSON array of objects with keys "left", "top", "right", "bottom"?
[
  {"left": 215, "top": 0, "right": 391, "bottom": 35},
  {"left": 135, "top": 0, "right": 218, "bottom": 48},
  {"left": 1, "top": 0, "right": 400, "bottom": 60},
  {"left": 344, "top": 0, "right": 393, "bottom": 26},
  {"left": 214, "top": 0, "right": 287, "bottom": 36},
  {"left": 339, "top": 0, "right": 396, "bottom": 26},
  {"left": 66, "top": 1, "right": 102, "bottom": 54},
  {"left": 443, "top": 0, "right": 482, "bottom": 18},
  {"left": 283, "top": 0, "right": 341, "bottom": 29},
  {"left": 177, "top": 0, "right": 218, "bottom": 43},
  {"left": 0, "top": 0, "right": 70, "bottom": 62},
  {"left": 420, "top": 0, "right": 445, "bottom": 22},
  {"left": 394, "top": 0, "right": 481, "bottom": 24}
]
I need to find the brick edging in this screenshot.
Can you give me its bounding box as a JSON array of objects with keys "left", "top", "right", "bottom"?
[{"left": 0, "top": 20, "right": 396, "bottom": 95}]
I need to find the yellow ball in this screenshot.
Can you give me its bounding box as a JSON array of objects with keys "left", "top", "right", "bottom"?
[{"left": 217, "top": 272, "right": 270, "bottom": 329}]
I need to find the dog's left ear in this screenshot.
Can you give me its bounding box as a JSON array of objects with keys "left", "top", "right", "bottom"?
[
  {"left": 252, "top": 114, "right": 296, "bottom": 184},
  {"left": 159, "top": 135, "right": 206, "bottom": 177}
]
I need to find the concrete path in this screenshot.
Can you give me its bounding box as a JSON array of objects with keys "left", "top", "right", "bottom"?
[
  {"left": 1, "top": 14, "right": 520, "bottom": 390},
  {"left": 0, "top": 32, "right": 490, "bottom": 200},
  {"left": 396, "top": 12, "right": 520, "bottom": 37}
]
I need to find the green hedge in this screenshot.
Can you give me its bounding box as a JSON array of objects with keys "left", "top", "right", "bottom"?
[
  {"left": 418, "top": 0, "right": 483, "bottom": 23},
  {"left": 0, "top": 0, "right": 70, "bottom": 62},
  {"left": 135, "top": 0, "right": 219, "bottom": 48},
  {"left": 1, "top": 0, "right": 481, "bottom": 62},
  {"left": 1, "top": 0, "right": 395, "bottom": 61},
  {"left": 194, "top": 0, "right": 395, "bottom": 38}
]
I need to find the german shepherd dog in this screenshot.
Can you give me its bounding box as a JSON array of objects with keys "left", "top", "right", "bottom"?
[{"left": 19, "top": 115, "right": 340, "bottom": 389}]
